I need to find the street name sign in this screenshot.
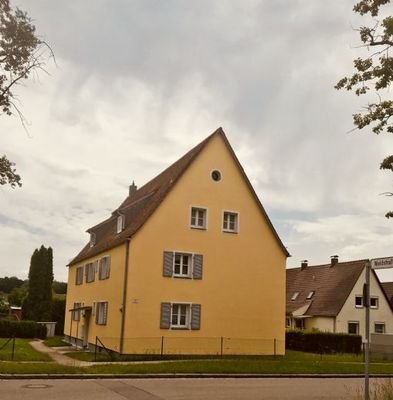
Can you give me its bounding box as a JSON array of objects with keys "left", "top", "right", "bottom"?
[{"left": 371, "top": 257, "right": 393, "bottom": 269}]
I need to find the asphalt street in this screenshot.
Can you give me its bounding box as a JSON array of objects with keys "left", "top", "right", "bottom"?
[{"left": 0, "top": 377, "right": 372, "bottom": 399}]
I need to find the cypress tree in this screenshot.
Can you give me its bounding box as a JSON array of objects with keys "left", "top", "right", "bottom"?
[{"left": 22, "top": 245, "right": 54, "bottom": 321}]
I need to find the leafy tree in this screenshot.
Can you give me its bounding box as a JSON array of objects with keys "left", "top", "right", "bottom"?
[
  {"left": 22, "top": 245, "right": 53, "bottom": 321},
  {"left": 1, "top": 0, "right": 53, "bottom": 188},
  {"left": 335, "top": 0, "right": 393, "bottom": 217},
  {"left": 0, "top": 275, "right": 24, "bottom": 293},
  {"left": 8, "top": 283, "right": 27, "bottom": 306},
  {"left": 52, "top": 280, "right": 67, "bottom": 295}
]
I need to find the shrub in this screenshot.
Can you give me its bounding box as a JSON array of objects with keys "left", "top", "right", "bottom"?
[
  {"left": 286, "top": 329, "right": 362, "bottom": 354},
  {"left": 0, "top": 319, "right": 46, "bottom": 339}
]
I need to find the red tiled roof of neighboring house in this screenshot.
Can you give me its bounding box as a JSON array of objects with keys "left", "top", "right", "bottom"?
[
  {"left": 286, "top": 260, "right": 367, "bottom": 317},
  {"left": 381, "top": 282, "right": 393, "bottom": 307},
  {"left": 69, "top": 127, "right": 289, "bottom": 266}
]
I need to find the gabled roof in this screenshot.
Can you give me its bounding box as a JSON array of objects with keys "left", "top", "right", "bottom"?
[
  {"left": 381, "top": 282, "right": 393, "bottom": 307},
  {"left": 70, "top": 127, "right": 289, "bottom": 265},
  {"left": 286, "top": 259, "right": 367, "bottom": 317}
]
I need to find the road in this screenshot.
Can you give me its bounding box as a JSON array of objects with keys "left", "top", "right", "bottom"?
[{"left": 0, "top": 377, "right": 377, "bottom": 399}]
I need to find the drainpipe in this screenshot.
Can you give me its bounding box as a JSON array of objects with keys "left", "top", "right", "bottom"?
[{"left": 120, "top": 238, "right": 131, "bottom": 355}]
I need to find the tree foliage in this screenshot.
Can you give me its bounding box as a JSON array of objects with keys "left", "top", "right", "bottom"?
[
  {"left": 1, "top": 0, "right": 53, "bottom": 188},
  {"left": 0, "top": 275, "right": 23, "bottom": 293},
  {"left": 22, "top": 245, "right": 53, "bottom": 321},
  {"left": 336, "top": 0, "right": 393, "bottom": 217}
]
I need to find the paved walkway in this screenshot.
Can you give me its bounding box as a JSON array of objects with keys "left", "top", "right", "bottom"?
[{"left": 29, "top": 340, "right": 94, "bottom": 367}]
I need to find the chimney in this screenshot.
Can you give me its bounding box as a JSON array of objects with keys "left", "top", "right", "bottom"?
[
  {"left": 129, "top": 181, "right": 137, "bottom": 195},
  {"left": 301, "top": 260, "right": 308, "bottom": 270},
  {"left": 330, "top": 255, "right": 339, "bottom": 267}
]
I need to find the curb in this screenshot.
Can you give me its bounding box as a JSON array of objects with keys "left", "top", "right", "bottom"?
[{"left": 1, "top": 373, "right": 393, "bottom": 380}]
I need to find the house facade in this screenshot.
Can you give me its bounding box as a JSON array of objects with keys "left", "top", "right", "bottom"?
[
  {"left": 64, "top": 128, "right": 289, "bottom": 355},
  {"left": 286, "top": 257, "right": 393, "bottom": 338}
]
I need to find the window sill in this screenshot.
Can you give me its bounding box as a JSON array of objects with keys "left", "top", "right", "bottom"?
[
  {"left": 170, "top": 327, "right": 190, "bottom": 330},
  {"left": 222, "top": 230, "right": 238, "bottom": 234},
  {"left": 190, "top": 225, "right": 207, "bottom": 230},
  {"left": 173, "top": 275, "right": 192, "bottom": 280}
]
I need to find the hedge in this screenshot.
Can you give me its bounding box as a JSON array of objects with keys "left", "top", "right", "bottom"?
[
  {"left": 286, "top": 329, "right": 362, "bottom": 354},
  {"left": 0, "top": 319, "right": 46, "bottom": 339}
]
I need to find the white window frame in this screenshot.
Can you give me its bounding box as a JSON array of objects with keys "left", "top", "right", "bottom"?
[
  {"left": 348, "top": 321, "right": 360, "bottom": 335},
  {"left": 170, "top": 302, "right": 191, "bottom": 329},
  {"left": 99, "top": 256, "right": 110, "bottom": 280},
  {"left": 173, "top": 253, "right": 193, "bottom": 278},
  {"left": 222, "top": 210, "right": 239, "bottom": 233},
  {"left": 75, "top": 266, "right": 84, "bottom": 285},
  {"left": 85, "top": 262, "right": 96, "bottom": 283},
  {"left": 370, "top": 296, "right": 379, "bottom": 309},
  {"left": 117, "top": 214, "right": 125, "bottom": 234},
  {"left": 190, "top": 206, "right": 207, "bottom": 230},
  {"left": 375, "top": 322, "right": 386, "bottom": 334},
  {"left": 96, "top": 301, "right": 108, "bottom": 325},
  {"left": 355, "top": 295, "right": 363, "bottom": 308}
]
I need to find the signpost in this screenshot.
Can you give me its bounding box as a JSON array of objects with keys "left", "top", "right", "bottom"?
[{"left": 364, "top": 257, "right": 393, "bottom": 400}]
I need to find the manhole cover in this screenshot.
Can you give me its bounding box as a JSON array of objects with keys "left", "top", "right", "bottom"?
[{"left": 22, "top": 383, "right": 52, "bottom": 389}]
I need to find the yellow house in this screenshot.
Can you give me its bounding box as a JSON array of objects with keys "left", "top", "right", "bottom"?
[{"left": 64, "top": 128, "right": 289, "bottom": 355}]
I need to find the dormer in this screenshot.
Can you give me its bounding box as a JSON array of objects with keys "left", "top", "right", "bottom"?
[
  {"left": 89, "top": 232, "right": 96, "bottom": 247},
  {"left": 117, "top": 213, "right": 125, "bottom": 234}
]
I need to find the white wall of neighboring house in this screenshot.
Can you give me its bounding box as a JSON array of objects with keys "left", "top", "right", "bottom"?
[
  {"left": 305, "top": 317, "right": 335, "bottom": 332},
  {"left": 336, "top": 269, "right": 393, "bottom": 338}
]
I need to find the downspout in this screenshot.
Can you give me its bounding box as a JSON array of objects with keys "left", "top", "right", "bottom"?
[{"left": 120, "top": 238, "right": 131, "bottom": 355}]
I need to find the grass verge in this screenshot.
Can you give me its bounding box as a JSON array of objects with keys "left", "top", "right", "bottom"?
[
  {"left": 43, "top": 336, "right": 71, "bottom": 347},
  {"left": 0, "top": 339, "right": 51, "bottom": 362}
]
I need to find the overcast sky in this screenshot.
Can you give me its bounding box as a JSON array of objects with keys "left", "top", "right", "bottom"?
[{"left": 2, "top": 0, "right": 393, "bottom": 282}]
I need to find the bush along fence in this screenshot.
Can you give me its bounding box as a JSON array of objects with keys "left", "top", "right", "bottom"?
[
  {"left": 286, "top": 329, "right": 362, "bottom": 354},
  {"left": 0, "top": 319, "right": 46, "bottom": 339}
]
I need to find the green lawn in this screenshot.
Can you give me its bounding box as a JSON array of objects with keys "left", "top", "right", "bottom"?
[
  {"left": 0, "top": 338, "right": 51, "bottom": 362},
  {"left": 2, "top": 346, "right": 393, "bottom": 375},
  {"left": 43, "top": 336, "right": 72, "bottom": 347}
]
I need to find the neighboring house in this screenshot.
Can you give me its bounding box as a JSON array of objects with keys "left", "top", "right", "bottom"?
[
  {"left": 64, "top": 128, "right": 289, "bottom": 355},
  {"left": 381, "top": 282, "right": 393, "bottom": 308},
  {"left": 286, "top": 257, "right": 393, "bottom": 338}
]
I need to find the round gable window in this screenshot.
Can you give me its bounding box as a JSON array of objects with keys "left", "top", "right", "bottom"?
[{"left": 211, "top": 170, "right": 221, "bottom": 182}]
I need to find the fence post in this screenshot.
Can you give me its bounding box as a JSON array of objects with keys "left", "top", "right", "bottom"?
[
  {"left": 274, "top": 338, "right": 276, "bottom": 358},
  {"left": 11, "top": 336, "right": 15, "bottom": 361},
  {"left": 220, "top": 337, "right": 224, "bottom": 357},
  {"left": 161, "top": 336, "right": 164, "bottom": 358},
  {"left": 94, "top": 336, "right": 98, "bottom": 362}
]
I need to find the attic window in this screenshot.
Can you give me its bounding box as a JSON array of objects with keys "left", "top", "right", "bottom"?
[
  {"left": 117, "top": 214, "right": 125, "bottom": 234},
  {"left": 291, "top": 292, "right": 299, "bottom": 301},
  {"left": 90, "top": 232, "right": 96, "bottom": 247},
  {"left": 306, "top": 291, "right": 315, "bottom": 300},
  {"left": 211, "top": 170, "right": 221, "bottom": 182}
]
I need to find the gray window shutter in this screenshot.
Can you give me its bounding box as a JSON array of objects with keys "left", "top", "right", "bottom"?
[
  {"left": 191, "top": 304, "right": 201, "bottom": 330},
  {"left": 163, "top": 252, "right": 173, "bottom": 277},
  {"left": 160, "top": 302, "right": 171, "bottom": 329},
  {"left": 107, "top": 256, "right": 111, "bottom": 278},
  {"left": 193, "top": 254, "right": 203, "bottom": 279}
]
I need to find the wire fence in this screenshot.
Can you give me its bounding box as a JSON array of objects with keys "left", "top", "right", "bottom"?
[{"left": 91, "top": 336, "right": 284, "bottom": 356}]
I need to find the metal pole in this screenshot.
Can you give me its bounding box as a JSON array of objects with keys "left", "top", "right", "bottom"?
[
  {"left": 11, "top": 336, "right": 15, "bottom": 361},
  {"left": 364, "top": 261, "right": 370, "bottom": 400}
]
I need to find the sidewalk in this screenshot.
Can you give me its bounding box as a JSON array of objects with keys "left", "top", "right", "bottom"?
[{"left": 29, "top": 340, "right": 94, "bottom": 367}]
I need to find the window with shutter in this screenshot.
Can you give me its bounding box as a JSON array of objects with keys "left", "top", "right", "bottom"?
[
  {"left": 75, "top": 266, "right": 84, "bottom": 285},
  {"left": 163, "top": 251, "right": 203, "bottom": 280}
]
